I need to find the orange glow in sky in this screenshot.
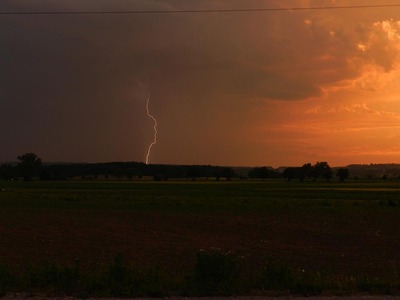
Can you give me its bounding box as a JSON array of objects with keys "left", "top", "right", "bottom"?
[
  {"left": 2, "top": 0, "right": 400, "bottom": 167},
  {"left": 242, "top": 4, "right": 400, "bottom": 167}
]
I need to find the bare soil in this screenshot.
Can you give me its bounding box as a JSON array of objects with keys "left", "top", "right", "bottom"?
[{"left": 1, "top": 207, "right": 400, "bottom": 278}]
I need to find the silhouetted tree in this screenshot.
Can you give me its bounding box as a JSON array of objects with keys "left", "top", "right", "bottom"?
[
  {"left": 248, "top": 167, "right": 280, "bottom": 180},
  {"left": 0, "top": 164, "right": 15, "bottom": 180},
  {"left": 222, "top": 167, "right": 235, "bottom": 181},
  {"left": 17, "top": 153, "right": 42, "bottom": 181},
  {"left": 300, "top": 163, "right": 313, "bottom": 180},
  {"left": 314, "top": 161, "right": 332, "bottom": 181},
  {"left": 188, "top": 166, "right": 200, "bottom": 181},
  {"left": 336, "top": 168, "right": 349, "bottom": 182},
  {"left": 213, "top": 168, "right": 223, "bottom": 181},
  {"left": 283, "top": 161, "right": 332, "bottom": 182},
  {"left": 282, "top": 167, "right": 298, "bottom": 182}
]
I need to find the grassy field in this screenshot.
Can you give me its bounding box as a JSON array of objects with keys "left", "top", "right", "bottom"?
[{"left": 1, "top": 179, "right": 400, "bottom": 296}]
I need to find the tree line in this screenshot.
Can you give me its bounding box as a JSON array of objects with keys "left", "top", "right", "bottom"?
[
  {"left": 1, "top": 153, "right": 352, "bottom": 182},
  {"left": 0, "top": 153, "right": 239, "bottom": 181},
  {"left": 282, "top": 161, "right": 349, "bottom": 182}
]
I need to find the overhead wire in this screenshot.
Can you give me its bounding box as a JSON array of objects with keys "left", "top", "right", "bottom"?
[{"left": 1, "top": 3, "right": 400, "bottom": 15}]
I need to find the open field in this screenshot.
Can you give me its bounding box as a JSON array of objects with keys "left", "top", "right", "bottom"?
[{"left": 1, "top": 179, "right": 400, "bottom": 296}]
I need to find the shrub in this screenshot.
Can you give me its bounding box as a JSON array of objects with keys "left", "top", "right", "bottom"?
[
  {"left": 27, "top": 259, "right": 80, "bottom": 294},
  {"left": 0, "top": 260, "right": 13, "bottom": 296},
  {"left": 259, "top": 263, "right": 295, "bottom": 291},
  {"left": 193, "top": 247, "right": 242, "bottom": 295},
  {"left": 90, "top": 254, "right": 168, "bottom": 297}
]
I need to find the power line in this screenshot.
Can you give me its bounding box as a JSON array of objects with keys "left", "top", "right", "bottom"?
[{"left": 1, "top": 4, "right": 400, "bottom": 15}]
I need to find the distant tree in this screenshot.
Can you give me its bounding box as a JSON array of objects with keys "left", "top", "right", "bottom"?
[
  {"left": 258, "top": 167, "right": 270, "bottom": 180},
  {"left": 282, "top": 167, "right": 298, "bottom": 182},
  {"left": 248, "top": 168, "right": 259, "bottom": 179},
  {"left": 39, "top": 168, "right": 51, "bottom": 181},
  {"left": 187, "top": 166, "right": 200, "bottom": 181},
  {"left": 314, "top": 161, "right": 332, "bottom": 181},
  {"left": 336, "top": 168, "right": 349, "bottom": 182},
  {"left": 0, "top": 164, "right": 14, "bottom": 180},
  {"left": 153, "top": 174, "right": 168, "bottom": 181},
  {"left": 248, "top": 167, "right": 280, "bottom": 180},
  {"left": 213, "top": 168, "right": 223, "bottom": 181},
  {"left": 17, "top": 153, "right": 42, "bottom": 181},
  {"left": 222, "top": 167, "right": 235, "bottom": 181},
  {"left": 283, "top": 162, "right": 332, "bottom": 182},
  {"left": 300, "top": 163, "right": 313, "bottom": 180}
]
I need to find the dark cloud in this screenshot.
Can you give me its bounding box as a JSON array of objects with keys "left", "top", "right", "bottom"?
[
  {"left": 0, "top": 1, "right": 332, "bottom": 163},
  {"left": 2, "top": 0, "right": 400, "bottom": 165}
]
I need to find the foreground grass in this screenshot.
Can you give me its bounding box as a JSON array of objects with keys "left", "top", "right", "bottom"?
[
  {"left": 1, "top": 179, "right": 400, "bottom": 296},
  {"left": 2, "top": 250, "right": 400, "bottom": 297}
]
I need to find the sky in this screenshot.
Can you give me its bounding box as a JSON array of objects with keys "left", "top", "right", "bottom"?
[{"left": 2, "top": 0, "right": 400, "bottom": 167}]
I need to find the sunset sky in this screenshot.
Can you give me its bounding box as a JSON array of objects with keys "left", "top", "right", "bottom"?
[{"left": 2, "top": 0, "right": 400, "bottom": 167}]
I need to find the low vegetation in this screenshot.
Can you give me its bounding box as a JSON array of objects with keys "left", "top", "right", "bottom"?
[{"left": 1, "top": 179, "right": 400, "bottom": 296}]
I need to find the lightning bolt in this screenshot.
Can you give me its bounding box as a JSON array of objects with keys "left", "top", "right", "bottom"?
[{"left": 145, "top": 95, "right": 157, "bottom": 164}]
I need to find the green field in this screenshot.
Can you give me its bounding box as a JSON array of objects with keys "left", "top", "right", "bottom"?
[{"left": 1, "top": 179, "right": 400, "bottom": 296}]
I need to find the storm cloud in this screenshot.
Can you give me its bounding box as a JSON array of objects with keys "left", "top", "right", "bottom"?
[{"left": 2, "top": 0, "right": 400, "bottom": 166}]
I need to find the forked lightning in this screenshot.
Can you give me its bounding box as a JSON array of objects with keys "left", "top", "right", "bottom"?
[{"left": 145, "top": 96, "right": 157, "bottom": 164}]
